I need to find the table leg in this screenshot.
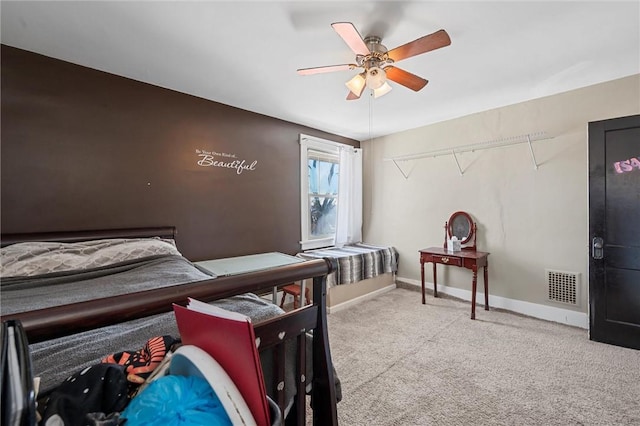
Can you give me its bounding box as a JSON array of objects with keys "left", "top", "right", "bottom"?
[
  {"left": 421, "top": 261, "right": 426, "bottom": 304},
  {"left": 484, "top": 264, "right": 489, "bottom": 311},
  {"left": 300, "top": 280, "right": 307, "bottom": 307},
  {"left": 471, "top": 266, "right": 478, "bottom": 320},
  {"left": 432, "top": 262, "right": 438, "bottom": 298}
]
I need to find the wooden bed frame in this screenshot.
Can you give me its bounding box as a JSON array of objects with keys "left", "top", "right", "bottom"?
[{"left": 0, "top": 227, "right": 339, "bottom": 425}]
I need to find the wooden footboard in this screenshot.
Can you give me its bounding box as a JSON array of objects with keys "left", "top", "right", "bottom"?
[
  {"left": 1, "top": 228, "right": 339, "bottom": 425},
  {"left": 255, "top": 271, "right": 338, "bottom": 425}
]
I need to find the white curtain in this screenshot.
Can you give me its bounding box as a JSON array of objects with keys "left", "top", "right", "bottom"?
[{"left": 335, "top": 147, "right": 363, "bottom": 247}]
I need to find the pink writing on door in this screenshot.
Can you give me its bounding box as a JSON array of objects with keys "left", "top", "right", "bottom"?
[{"left": 613, "top": 156, "right": 640, "bottom": 174}]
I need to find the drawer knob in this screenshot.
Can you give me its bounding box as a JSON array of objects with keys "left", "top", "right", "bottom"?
[{"left": 442, "top": 257, "right": 449, "bottom": 263}]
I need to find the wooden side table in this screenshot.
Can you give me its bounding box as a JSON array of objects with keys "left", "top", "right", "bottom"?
[
  {"left": 419, "top": 247, "right": 490, "bottom": 319},
  {"left": 280, "top": 283, "right": 311, "bottom": 309}
]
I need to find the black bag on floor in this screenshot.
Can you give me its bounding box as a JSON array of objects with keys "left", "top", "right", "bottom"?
[{"left": 1, "top": 319, "right": 37, "bottom": 426}]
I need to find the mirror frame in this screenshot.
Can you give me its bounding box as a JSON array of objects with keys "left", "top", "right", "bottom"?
[{"left": 447, "top": 211, "right": 474, "bottom": 244}]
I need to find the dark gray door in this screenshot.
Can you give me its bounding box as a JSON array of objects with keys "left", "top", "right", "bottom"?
[{"left": 589, "top": 114, "right": 640, "bottom": 350}]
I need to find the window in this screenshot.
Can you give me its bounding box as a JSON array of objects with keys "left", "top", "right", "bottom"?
[{"left": 300, "top": 134, "right": 343, "bottom": 250}]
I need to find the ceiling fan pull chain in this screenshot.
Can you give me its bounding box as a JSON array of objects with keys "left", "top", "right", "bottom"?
[{"left": 369, "top": 89, "right": 373, "bottom": 143}]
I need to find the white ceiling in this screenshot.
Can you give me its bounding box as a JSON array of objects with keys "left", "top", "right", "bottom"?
[{"left": 1, "top": 1, "right": 639, "bottom": 141}]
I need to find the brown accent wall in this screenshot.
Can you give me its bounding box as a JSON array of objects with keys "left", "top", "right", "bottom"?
[{"left": 1, "top": 45, "right": 358, "bottom": 260}]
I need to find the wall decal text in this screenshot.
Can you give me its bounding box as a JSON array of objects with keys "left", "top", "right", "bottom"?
[{"left": 196, "top": 149, "right": 258, "bottom": 175}]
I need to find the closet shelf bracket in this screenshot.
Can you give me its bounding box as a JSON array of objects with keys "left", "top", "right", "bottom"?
[
  {"left": 526, "top": 134, "right": 539, "bottom": 170},
  {"left": 391, "top": 159, "right": 411, "bottom": 179},
  {"left": 452, "top": 151, "right": 463, "bottom": 176}
]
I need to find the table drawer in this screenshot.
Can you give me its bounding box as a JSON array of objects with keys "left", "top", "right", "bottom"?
[{"left": 433, "top": 255, "right": 462, "bottom": 267}]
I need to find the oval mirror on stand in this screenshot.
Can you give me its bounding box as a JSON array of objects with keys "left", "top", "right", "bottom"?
[{"left": 444, "top": 211, "right": 477, "bottom": 250}]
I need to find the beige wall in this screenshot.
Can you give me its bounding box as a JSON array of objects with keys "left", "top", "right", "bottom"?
[{"left": 362, "top": 74, "right": 639, "bottom": 313}]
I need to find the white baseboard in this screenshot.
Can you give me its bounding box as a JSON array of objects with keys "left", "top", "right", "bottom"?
[
  {"left": 327, "top": 284, "right": 396, "bottom": 314},
  {"left": 397, "top": 277, "right": 588, "bottom": 329}
]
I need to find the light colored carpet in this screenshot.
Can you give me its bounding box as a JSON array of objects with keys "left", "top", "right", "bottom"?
[{"left": 327, "top": 287, "right": 640, "bottom": 425}]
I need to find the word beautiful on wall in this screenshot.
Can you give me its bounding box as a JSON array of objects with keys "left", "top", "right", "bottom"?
[
  {"left": 196, "top": 149, "right": 258, "bottom": 175},
  {"left": 613, "top": 155, "right": 640, "bottom": 174}
]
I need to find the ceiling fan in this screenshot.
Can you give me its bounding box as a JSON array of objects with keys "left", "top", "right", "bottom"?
[{"left": 297, "top": 22, "right": 451, "bottom": 100}]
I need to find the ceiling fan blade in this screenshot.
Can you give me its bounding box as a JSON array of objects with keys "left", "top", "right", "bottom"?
[
  {"left": 385, "top": 66, "right": 429, "bottom": 91},
  {"left": 297, "top": 64, "right": 356, "bottom": 75},
  {"left": 387, "top": 29, "right": 451, "bottom": 62},
  {"left": 331, "top": 22, "right": 370, "bottom": 56}
]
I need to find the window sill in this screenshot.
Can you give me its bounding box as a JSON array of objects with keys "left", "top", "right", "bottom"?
[{"left": 300, "top": 237, "right": 335, "bottom": 251}]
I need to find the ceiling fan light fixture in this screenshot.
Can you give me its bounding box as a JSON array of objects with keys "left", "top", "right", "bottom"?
[
  {"left": 373, "top": 81, "right": 392, "bottom": 98},
  {"left": 365, "top": 66, "right": 386, "bottom": 90},
  {"left": 345, "top": 72, "right": 366, "bottom": 96}
]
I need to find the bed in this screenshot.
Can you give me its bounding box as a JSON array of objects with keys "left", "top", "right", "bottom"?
[
  {"left": 297, "top": 243, "right": 399, "bottom": 311},
  {"left": 0, "top": 227, "right": 339, "bottom": 425}
]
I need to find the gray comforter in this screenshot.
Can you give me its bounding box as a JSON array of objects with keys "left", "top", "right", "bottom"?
[
  {"left": 1, "top": 255, "right": 290, "bottom": 396},
  {"left": 2, "top": 254, "right": 218, "bottom": 314}
]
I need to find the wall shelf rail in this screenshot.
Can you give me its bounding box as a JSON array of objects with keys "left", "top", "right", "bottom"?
[{"left": 384, "top": 131, "right": 554, "bottom": 178}]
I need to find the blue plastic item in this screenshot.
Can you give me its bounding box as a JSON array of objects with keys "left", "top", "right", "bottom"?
[{"left": 121, "top": 375, "right": 232, "bottom": 426}]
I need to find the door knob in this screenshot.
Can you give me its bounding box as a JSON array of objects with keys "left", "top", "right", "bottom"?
[{"left": 592, "top": 237, "right": 604, "bottom": 260}]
